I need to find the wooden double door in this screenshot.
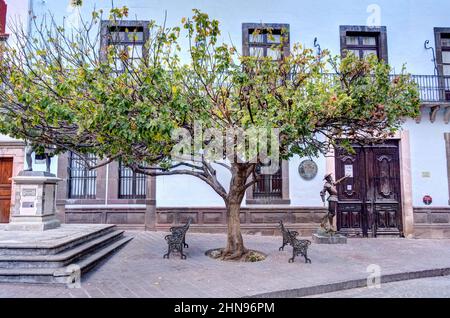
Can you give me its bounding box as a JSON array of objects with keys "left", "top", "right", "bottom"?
[
  {"left": 335, "top": 141, "right": 403, "bottom": 237},
  {"left": 0, "top": 158, "right": 13, "bottom": 223}
]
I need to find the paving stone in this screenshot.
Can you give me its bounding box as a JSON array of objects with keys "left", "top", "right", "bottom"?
[{"left": 0, "top": 231, "right": 450, "bottom": 297}]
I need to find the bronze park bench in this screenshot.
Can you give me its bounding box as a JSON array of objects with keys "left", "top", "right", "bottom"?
[
  {"left": 163, "top": 217, "right": 193, "bottom": 259},
  {"left": 278, "top": 220, "right": 299, "bottom": 251},
  {"left": 278, "top": 220, "right": 312, "bottom": 264}
]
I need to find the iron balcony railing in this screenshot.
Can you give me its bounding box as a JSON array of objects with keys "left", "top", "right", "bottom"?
[
  {"left": 317, "top": 73, "right": 450, "bottom": 103},
  {"left": 409, "top": 75, "right": 450, "bottom": 103}
]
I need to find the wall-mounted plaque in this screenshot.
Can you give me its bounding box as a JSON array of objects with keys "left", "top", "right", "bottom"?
[
  {"left": 22, "top": 189, "right": 36, "bottom": 197},
  {"left": 298, "top": 160, "right": 318, "bottom": 180},
  {"left": 344, "top": 165, "right": 354, "bottom": 178},
  {"left": 19, "top": 185, "right": 38, "bottom": 216},
  {"left": 422, "top": 171, "right": 431, "bottom": 178},
  {"left": 22, "top": 202, "right": 35, "bottom": 208}
]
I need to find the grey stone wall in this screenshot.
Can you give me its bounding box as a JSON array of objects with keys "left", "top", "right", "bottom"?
[
  {"left": 156, "top": 206, "right": 326, "bottom": 236},
  {"left": 413, "top": 207, "right": 450, "bottom": 238},
  {"left": 64, "top": 206, "right": 326, "bottom": 236}
]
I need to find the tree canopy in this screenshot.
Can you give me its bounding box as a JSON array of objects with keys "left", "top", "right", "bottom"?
[{"left": 0, "top": 7, "right": 420, "bottom": 259}]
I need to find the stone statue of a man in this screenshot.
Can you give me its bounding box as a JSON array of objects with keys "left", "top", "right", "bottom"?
[
  {"left": 24, "top": 143, "right": 54, "bottom": 173},
  {"left": 24, "top": 143, "right": 34, "bottom": 172},
  {"left": 320, "top": 173, "right": 348, "bottom": 234}
]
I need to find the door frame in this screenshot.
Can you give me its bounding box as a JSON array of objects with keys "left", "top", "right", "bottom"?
[
  {"left": 325, "top": 131, "right": 414, "bottom": 237},
  {"left": 0, "top": 141, "right": 26, "bottom": 224},
  {"left": 0, "top": 157, "right": 13, "bottom": 223}
]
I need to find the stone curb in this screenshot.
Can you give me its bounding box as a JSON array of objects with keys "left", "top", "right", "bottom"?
[{"left": 248, "top": 267, "right": 450, "bottom": 298}]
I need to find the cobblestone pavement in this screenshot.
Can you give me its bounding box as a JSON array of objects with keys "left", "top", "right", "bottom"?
[
  {"left": 0, "top": 231, "right": 450, "bottom": 298},
  {"left": 307, "top": 276, "right": 450, "bottom": 298}
]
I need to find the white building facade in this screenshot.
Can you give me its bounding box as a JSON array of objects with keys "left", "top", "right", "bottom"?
[{"left": 2, "top": 0, "right": 449, "bottom": 238}]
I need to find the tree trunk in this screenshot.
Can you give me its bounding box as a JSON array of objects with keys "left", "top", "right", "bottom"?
[
  {"left": 222, "top": 201, "right": 247, "bottom": 260},
  {"left": 221, "top": 164, "right": 249, "bottom": 260}
]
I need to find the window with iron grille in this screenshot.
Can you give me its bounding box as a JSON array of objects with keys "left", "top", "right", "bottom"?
[
  {"left": 253, "top": 163, "right": 283, "bottom": 199},
  {"left": 242, "top": 23, "right": 290, "bottom": 60},
  {"left": 340, "top": 26, "right": 388, "bottom": 62},
  {"left": 100, "top": 20, "right": 150, "bottom": 71},
  {"left": 118, "top": 162, "right": 147, "bottom": 199},
  {"left": 68, "top": 152, "right": 97, "bottom": 199}
]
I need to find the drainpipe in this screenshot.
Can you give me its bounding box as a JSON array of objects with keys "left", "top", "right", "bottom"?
[{"left": 27, "top": 0, "right": 33, "bottom": 38}]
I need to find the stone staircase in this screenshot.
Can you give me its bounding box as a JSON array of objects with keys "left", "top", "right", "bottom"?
[{"left": 0, "top": 225, "right": 132, "bottom": 284}]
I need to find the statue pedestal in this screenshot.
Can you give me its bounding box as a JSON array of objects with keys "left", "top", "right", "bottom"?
[
  {"left": 312, "top": 228, "right": 347, "bottom": 244},
  {"left": 7, "top": 171, "right": 61, "bottom": 231}
]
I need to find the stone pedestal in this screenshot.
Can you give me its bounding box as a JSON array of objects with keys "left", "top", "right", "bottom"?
[
  {"left": 7, "top": 171, "right": 61, "bottom": 231},
  {"left": 312, "top": 229, "right": 347, "bottom": 244}
]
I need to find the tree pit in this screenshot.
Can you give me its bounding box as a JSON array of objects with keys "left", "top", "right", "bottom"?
[{"left": 205, "top": 248, "right": 266, "bottom": 262}]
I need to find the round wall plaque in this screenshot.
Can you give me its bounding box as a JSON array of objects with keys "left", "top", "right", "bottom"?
[{"left": 298, "top": 160, "right": 318, "bottom": 180}]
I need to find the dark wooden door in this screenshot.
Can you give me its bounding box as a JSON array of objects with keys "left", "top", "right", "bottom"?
[
  {"left": 335, "top": 141, "right": 402, "bottom": 237},
  {"left": 0, "top": 158, "right": 13, "bottom": 223}
]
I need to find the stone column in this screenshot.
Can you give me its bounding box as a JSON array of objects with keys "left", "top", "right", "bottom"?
[
  {"left": 55, "top": 152, "right": 69, "bottom": 223},
  {"left": 281, "top": 160, "right": 290, "bottom": 203},
  {"left": 107, "top": 161, "right": 119, "bottom": 203},
  {"left": 144, "top": 175, "right": 157, "bottom": 230},
  {"left": 95, "top": 163, "right": 107, "bottom": 204},
  {"left": 7, "top": 171, "right": 61, "bottom": 231},
  {"left": 399, "top": 130, "right": 414, "bottom": 238}
]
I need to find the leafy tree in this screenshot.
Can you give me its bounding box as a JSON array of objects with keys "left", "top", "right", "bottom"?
[{"left": 0, "top": 7, "right": 420, "bottom": 259}]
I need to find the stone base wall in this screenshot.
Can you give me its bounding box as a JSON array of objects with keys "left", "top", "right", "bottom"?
[
  {"left": 413, "top": 207, "right": 450, "bottom": 238},
  {"left": 62, "top": 206, "right": 450, "bottom": 238},
  {"left": 64, "top": 206, "right": 326, "bottom": 236},
  {"left": 156, "top": 207, "right": 326, "bottom": 236},
  {"left": 64, "top": 207, "right": 147, "bottom": 230}
]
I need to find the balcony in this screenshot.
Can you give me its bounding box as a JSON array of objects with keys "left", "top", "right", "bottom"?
[
  {"left": 319, "top": 73, "right": 450, "bottom": 123},
  {"left": 411, "top": 75, "right": 450, "bottom": 123},
  {"left": 411, "top": 75, "right": 450, "bottom": 104}
]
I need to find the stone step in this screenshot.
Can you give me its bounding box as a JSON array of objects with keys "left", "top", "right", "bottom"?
[
  {"left": 57, "top": 236, "right": 134, "bottom": 280},
  {"left": 0, "top": 225, "right": 117, "bottom": 256},
  {"left": 0, "top": 236, "right": 132, "bottom": 284},
  {"left": 0, "top": 230, "right": 125, "bottom": 269}
]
